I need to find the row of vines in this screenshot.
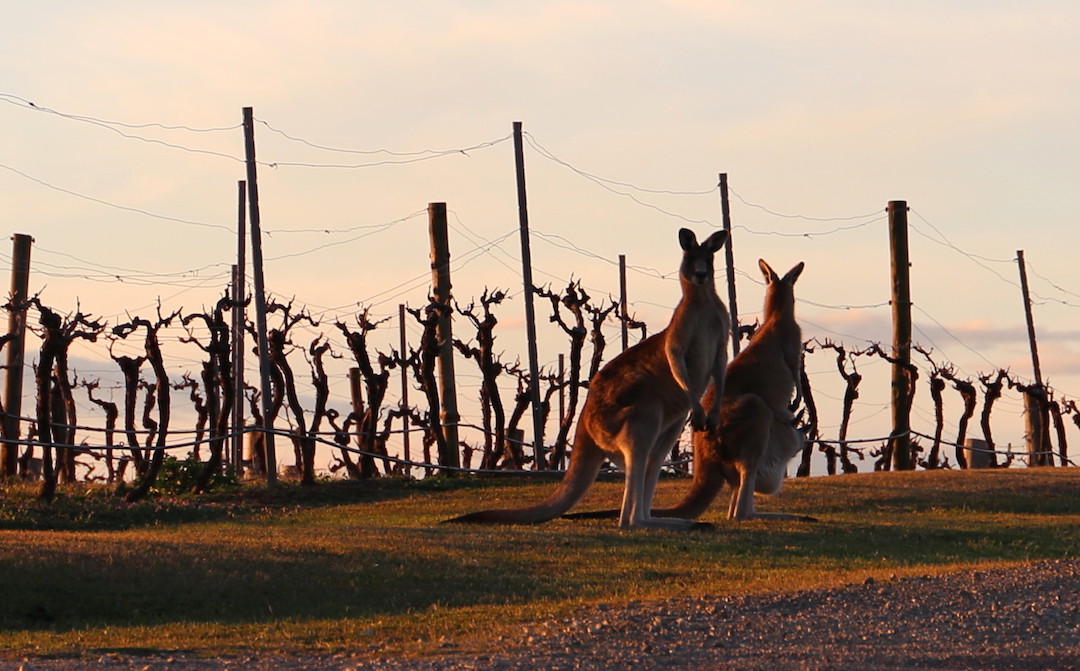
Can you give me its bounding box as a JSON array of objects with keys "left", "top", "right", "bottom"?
[{"left": 3, "top": 268, "right": 1078, "bottom": 502}]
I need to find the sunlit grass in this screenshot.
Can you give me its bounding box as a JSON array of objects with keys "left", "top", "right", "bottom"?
[{"left": 0, "top": 468, "right": 1077, "bottom": 659}]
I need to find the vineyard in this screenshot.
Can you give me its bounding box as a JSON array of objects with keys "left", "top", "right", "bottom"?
[
  {"left": 3, "top": 235, "right": 1077, "bottom": 502},
  {"left": 1, "top": 96, "right": 1079, "bottom": 502}
]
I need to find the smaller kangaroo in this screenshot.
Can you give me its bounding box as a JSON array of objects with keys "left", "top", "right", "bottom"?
[
  {"left": 566, "top": 259, "right": 812, "bottom": 523},
  {"left": 445, "top": 228, "right": 730, "bottom": 530},
  {"left": 667, "top": 259, "right": 811, "bottom": 521}
]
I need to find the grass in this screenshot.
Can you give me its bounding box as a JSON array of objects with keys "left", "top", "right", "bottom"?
[{"left": 1, "top": 467, "right": 1078, "bottom": 660}]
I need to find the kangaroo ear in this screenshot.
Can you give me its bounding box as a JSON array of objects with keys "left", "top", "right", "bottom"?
[
  {"left": 703, "top": 230, "right": 728, "bottom": 253},
  {"left": 783, "top": 262, "right": 805, "bottom": 284},
  {"left": 679, "top": 228, "right": 697, "bottom": 251},
  {"left": 758, "top": 259, "right": 779, "bottom": 284}
]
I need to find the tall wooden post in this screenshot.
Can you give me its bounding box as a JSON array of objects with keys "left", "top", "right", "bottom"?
[
  {"left": 242, "top": 106, "right": 277, "bottom": 486},
  {"left": 618, "top": 254, "right": 629, "bottom": 351},
  {"left": 428, "top": 202, "right": 460, "bottom": 468},
  {"left": 231, "top": 180, "right": 247, "bottom": 473},
  {"left": 398, "top": 303, "right": 411, "bottom": 475},
  {"left": 513, "top": 121, "right": 545, "bottom": 468},
  {"left": 1016, "top": 250, "right": 1051, "bottom": 465},
  {"left": 718, "top": 174, "right": 741, "bottom": 357},
  {"left": 1016, "top": 250, "right": 1043, "bottom": 385},
  {"left": 2, "top": 233, "right": 32, "bottom": 477},
  {"left": 888, "top": 201, "right": 913, "bottom": 470}
]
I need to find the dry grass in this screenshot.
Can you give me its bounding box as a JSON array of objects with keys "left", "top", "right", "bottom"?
[{"left": 1, "top": 467, "right": 1077, "bottom": 659}]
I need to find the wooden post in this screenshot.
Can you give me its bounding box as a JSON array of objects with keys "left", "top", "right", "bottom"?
[
  {"left": 888, "top": 200, "right": 913, "bottom": 470},
  {"left": 428, "top": 202, "right": 460, "bottom": 468},
  {"left": 1016, "top": 250, "right": 1051, "bottom": 465},
  {"left": 242, "top": 106, "right": 277, "bottom": 486},
  {"left": 618, "top": 254, "right": 629, "bottom": 351},
  {"left": 513, "top": 121, "right": 546, "bottom": 468},
  {"left": 1022, "top": 389, "right": 1050, "bottom": 466},
  {"left": 718, "top": 174, "right": 741, "bottom": 357},
  {"left": 231, "top": 180, "right": 247, "bottom": 474},
  {"left": 2, "top": 233, "right": 32, "bottom": 477},
  {"left": 1016, "top": 251, "right": 1043, "bottom": 385},
  {"left": 398, "top": 303, "right": 411, "bottom": 475},
  {"left": 963, "top": 438, "right": 992, "bottom": 469}
]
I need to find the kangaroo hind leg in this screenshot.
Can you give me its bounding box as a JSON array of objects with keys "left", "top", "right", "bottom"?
[
  {"left": 725, "top": 396, "right": 816, "bottom": 522},
  {"left": 617, "top": 424, "right": 699, "bottom": 530},
  {"left": 617, "top": 421, "right": 699, "bottom": 531},
  {"left": 723, "top": 395, "right": 771, "bottom": 521}
]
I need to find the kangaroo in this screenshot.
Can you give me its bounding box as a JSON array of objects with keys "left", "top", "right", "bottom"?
[
  {"left": 445, "top": 228, "right": 730, "bottom": 530},
  {"left": 566, "top": 259, "right": 812, "bottom": 522},
  {"left": 668, "top": 259, "right": 812, "bottom": 521}
]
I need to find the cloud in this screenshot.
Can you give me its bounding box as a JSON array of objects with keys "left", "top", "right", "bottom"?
[
  {"left": 1039, "top": 342, "right": 1080, "bottom": 381},
  {"left": 934, "top": 319, "right": 1080, "bottom": 348}
]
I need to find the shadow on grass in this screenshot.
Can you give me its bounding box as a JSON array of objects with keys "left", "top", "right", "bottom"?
[
  {"left": 3, "top": 469, "right": 1077, "bottom": 638},
  {"left": 0, "top": 531, "right": 550, "bottom": 632},
  {"left": 0, "top": 476, "right": 531, "bottom": 532}
]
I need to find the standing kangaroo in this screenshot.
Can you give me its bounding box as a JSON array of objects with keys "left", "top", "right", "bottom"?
[
  {"left": 445, "top": 228, "right": 730, "bottom": 530},
  {"left": 660, "top": 259, "right": 811, "bottom": 521},
  {"left": 565, "top": 259, "right": 812, "bottom": 523}
]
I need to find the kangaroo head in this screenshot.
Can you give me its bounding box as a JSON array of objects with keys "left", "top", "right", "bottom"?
[
  {"left": 759, "top": 259, "right": 804, "bottom": 315},
  {"left": 678, "top": 228, "right": 728, "bottom": 287}
]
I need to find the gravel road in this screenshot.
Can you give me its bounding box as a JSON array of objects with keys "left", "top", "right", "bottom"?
[{"left": 10, "top": 559, "right": 1079, "bottom": 671}]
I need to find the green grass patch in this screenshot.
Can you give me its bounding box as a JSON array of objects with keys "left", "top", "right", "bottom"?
[{"left": 0, "top": 467, "right": 1077, "bottom": 660}]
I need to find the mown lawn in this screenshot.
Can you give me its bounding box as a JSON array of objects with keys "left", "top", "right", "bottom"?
[{"left": 1, "top": 467, "right": 1077, "bottom": 660}]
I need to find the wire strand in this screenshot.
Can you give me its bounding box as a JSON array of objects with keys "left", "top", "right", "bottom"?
[
  {"left": 260, "top": 132, "right": 512, "bottom": 169},
  {"left": 728, "top": 187, "right": 883, "bottom": 222},
  {"left": 0, "top": 162, "right": 235, "bottom": 233}
]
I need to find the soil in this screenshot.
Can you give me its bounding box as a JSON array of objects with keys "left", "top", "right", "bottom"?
[{"left": 10, "top": 559, "right": 1080, "bottom": 671}]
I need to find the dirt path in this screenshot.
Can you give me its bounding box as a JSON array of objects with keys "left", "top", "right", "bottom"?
[{"left": 11, "top": 559, "right": 1080, "bottom": 671}]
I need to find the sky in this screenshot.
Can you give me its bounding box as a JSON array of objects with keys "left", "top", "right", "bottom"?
[{"left": 2, "top": 1, "right": 1079, "bottom": 475}]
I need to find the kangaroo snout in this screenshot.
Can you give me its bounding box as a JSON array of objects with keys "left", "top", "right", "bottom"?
[{"left": 690, "top": 261, "right": 710, "bottom": 285}]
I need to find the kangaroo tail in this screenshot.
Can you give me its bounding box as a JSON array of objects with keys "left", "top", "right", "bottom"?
[
  {"left": 563, "top": 430, "right": 727, "bottom": 521},
  {"left": 650, "top": 454, "right": 726, "bottom": 519},
  {"left": 561, "top": 508, "right": 619, "bottom": 519},
  {"left": 444, "top": 429, "right": 606, "bottom": 525}
]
